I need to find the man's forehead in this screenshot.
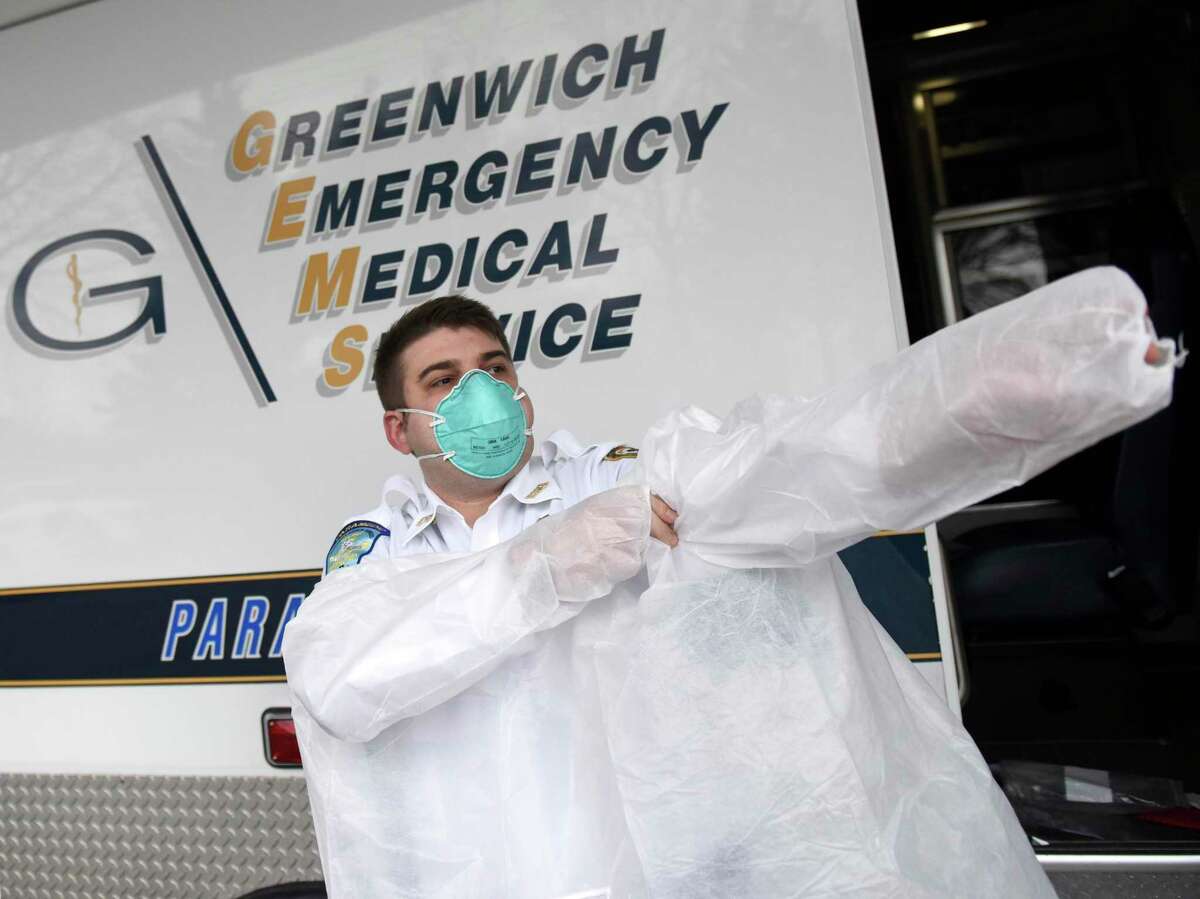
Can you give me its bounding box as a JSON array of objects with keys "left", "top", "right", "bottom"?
[{"left": 402, "top": 326, "right": 507, "bottom": 373}]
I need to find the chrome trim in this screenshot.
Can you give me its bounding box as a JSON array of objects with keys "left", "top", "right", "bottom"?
[
  {"left": 1038, "top": 853, "right": 1200, "bottom": 872},
  {"left": 932, "top": 216, "right": 959, "bottom": 327},
  {"left": 932, "top": 182, "right": 1147, "bottom": 226},
  {"left": 955, "top": 499, "right": 1070, "bottom": 515},
  {"left": 944, "top": 550, "right": 968, "bottom": 707},
  {"left": 924, "top": 527, "right": 966, "bottom": 714},
  {"left": 930, "top": 183, "right": 1148, "bottom": 327}
]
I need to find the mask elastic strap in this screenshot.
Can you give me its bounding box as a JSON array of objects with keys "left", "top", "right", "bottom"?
[
  {"left": 513, "top": 389, "right": 532, "bottom": 436},
  {"left": 415, "top": 449, "right": 455, "bottom": 463},
  {"left": 395, "top": 409, "right": 452, "bottom": 461},
  {"left": 394, "top": 407, "right": 446, "bottom": 428}
]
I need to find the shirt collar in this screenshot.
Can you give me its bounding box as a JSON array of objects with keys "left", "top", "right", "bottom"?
[
  {"left": 540, "top": 429, "right": 586, "bottom": 466},
  {"left": 503, "top": 453, "right": 564, "bottom": 506},
  {"left": 382, "top": 449, "right": 563, "bottom": 547},
  {"left": 381, "top": 475, "right": 447, "bottom": 546}
]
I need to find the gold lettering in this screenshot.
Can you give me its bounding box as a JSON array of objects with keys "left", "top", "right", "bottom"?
[
  {"left": 323, "top": 323, "right": 369, "bottom": 389},
  {"left": 266, "top": 176, "right": 315, "bottom": 244},
  {"left": 230, "top": 110, "right": 276, "bottom": 174},
  {"left": 297, "top": 246, "right": 361, "bottom": 316}
]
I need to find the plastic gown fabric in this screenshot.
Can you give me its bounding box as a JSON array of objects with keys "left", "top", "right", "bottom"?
[{"left": 283, "top": 267, "right": 1178, "bottom": 898}]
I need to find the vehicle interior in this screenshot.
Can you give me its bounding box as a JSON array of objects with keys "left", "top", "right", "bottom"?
[{"left": 860, "top": 0, "right": 1200, "bottom": 878}]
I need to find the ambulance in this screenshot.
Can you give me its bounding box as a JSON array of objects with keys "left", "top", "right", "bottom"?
[{"left": 3, "top": 0, "right": 1193, "bottom": 896}]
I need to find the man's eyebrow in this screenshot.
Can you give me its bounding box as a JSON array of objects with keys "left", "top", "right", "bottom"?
[
  {"left": 478, "top": 350, "right": 509, "bottom": 365},
  {"left": 416, "top": 359, "right": 457, "bottom": 381}
]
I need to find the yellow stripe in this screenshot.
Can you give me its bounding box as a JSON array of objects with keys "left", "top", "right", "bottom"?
[
  {"left": 5, "top": 534, "right": 920, "bottom": 597},
  {"left": 4, "top": 659, "right": 944, "bottom": 688},
  {"left": 0, "top": 570, "right": 322, "bottom": 598},
  {"left": 0, "top": 675, "right": 288, "bottom": 688},
  {"left": 5, "top": 533, "right": 920, "bottom": 597}
]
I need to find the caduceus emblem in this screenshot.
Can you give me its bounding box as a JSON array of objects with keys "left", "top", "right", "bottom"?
[{"left": 66, "top": 252, "right": 83, "bottom": 334}]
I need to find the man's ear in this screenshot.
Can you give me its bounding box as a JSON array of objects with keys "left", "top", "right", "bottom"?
[{"left": 383, "top": 410, "right": 412, "bottom": 454}]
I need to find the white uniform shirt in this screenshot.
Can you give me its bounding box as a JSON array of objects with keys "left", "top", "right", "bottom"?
[{"left": 323, "top": 430, "right": 640, "bottom": 571}]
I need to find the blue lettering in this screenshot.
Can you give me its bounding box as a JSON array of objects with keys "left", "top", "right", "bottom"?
[
  {"left": 232, "top": 595, "right": 271, "bottom": 659},
  {"left": 526, "top": 220, "right": 573, "bottom": 277},
  {"left": 590, "top": 295, "right": 641, "bottom": 352},
  {"left": 269, "top": 593, "right": 306, "bottom": 658},
  {"left": 160, "top": 599, "right": 197, "bottom": 662},
  {"left": 192, "top": 597, "right": 228, "bottom": 661},
  {"left": 540, "top": 303, "right": 586, "bottom": 359}
]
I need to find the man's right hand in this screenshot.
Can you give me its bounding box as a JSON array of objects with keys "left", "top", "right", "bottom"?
[{"left": 650, "top": 494, "right": 679, "bottom": 548}]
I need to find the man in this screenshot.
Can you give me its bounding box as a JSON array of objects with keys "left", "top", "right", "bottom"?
[
  {"left": 284, "top": 270, "right": 1176, "bottom": 898},
  {"left": 319, "top": 295, "right": 680, "bottom": 575}
]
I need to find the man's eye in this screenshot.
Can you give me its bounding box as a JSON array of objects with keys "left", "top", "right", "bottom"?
[
  {"left": 490, "top": 364, "right": 508, "bottom": 374},
  {"left": 433, "top": 377, "right": 454, "bottom": 387}
]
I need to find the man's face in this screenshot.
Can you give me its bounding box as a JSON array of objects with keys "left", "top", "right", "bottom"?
[{"left": 383, "top": 326, "right": 534, "bottom": 469}]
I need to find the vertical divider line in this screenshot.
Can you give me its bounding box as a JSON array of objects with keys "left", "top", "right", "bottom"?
[{"left": 139, "top": 134, "right": 277, "bottom": 403}]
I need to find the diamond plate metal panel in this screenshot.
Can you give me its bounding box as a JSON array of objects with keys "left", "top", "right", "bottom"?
[{"left": 0, "top": 773, "right": 322, "bottom": 899}]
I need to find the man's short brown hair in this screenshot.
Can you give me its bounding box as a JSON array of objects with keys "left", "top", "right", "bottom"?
[{"left": 373, "top": 295, "right": 512, "bottom": 409}]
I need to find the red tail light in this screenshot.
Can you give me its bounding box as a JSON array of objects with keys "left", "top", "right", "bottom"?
[{"left": 262, "top": 708, "right": 302, "bottom": 767}]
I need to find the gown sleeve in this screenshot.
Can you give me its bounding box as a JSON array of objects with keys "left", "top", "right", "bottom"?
[
  {"left": 282, "top": 484, "right": 650, "bottom": 742},
  {"left": 640, "top": 266, "right": 1178, "bottom": 570}
]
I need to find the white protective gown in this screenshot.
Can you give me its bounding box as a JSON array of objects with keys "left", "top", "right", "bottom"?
[{"left": 283, "top": 267, "right": 1179, "bottom": 898}]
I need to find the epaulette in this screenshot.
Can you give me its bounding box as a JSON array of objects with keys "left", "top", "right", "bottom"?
[{"left": 602, "top": 445, "right": 639, "bottom": 462}]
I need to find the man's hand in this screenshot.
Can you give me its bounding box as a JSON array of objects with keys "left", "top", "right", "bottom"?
[
  {"left": 650, "top": 494, "right": 679, "bottom": 547},
  {"left": 1144, "top": 314, "right": 1167, "bottom": 366}
]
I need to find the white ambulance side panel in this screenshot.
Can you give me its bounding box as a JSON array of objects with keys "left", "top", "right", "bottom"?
[{"left": 0, "top": 0, "right": 944, "bottom": 778}]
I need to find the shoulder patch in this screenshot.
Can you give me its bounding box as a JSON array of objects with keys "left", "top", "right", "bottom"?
[
  {"left": 325, "top": 520, "right": 390, "bottom": 574},
  {"left": 603, "top": 444, "right": 639, "bottom": 462}
]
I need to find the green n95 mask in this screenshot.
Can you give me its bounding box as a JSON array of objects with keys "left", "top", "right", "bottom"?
[{"left": 396, "top": 369, "right": 532, "bottom": 479}]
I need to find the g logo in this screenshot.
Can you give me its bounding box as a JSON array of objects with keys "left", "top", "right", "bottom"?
[{"left": 12, "top": 229, "right": 165, "bottom": 352}]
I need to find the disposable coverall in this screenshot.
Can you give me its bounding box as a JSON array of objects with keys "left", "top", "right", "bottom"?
[{"left": 283, "top": 267, "right": 1179, "bottom": 897}]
